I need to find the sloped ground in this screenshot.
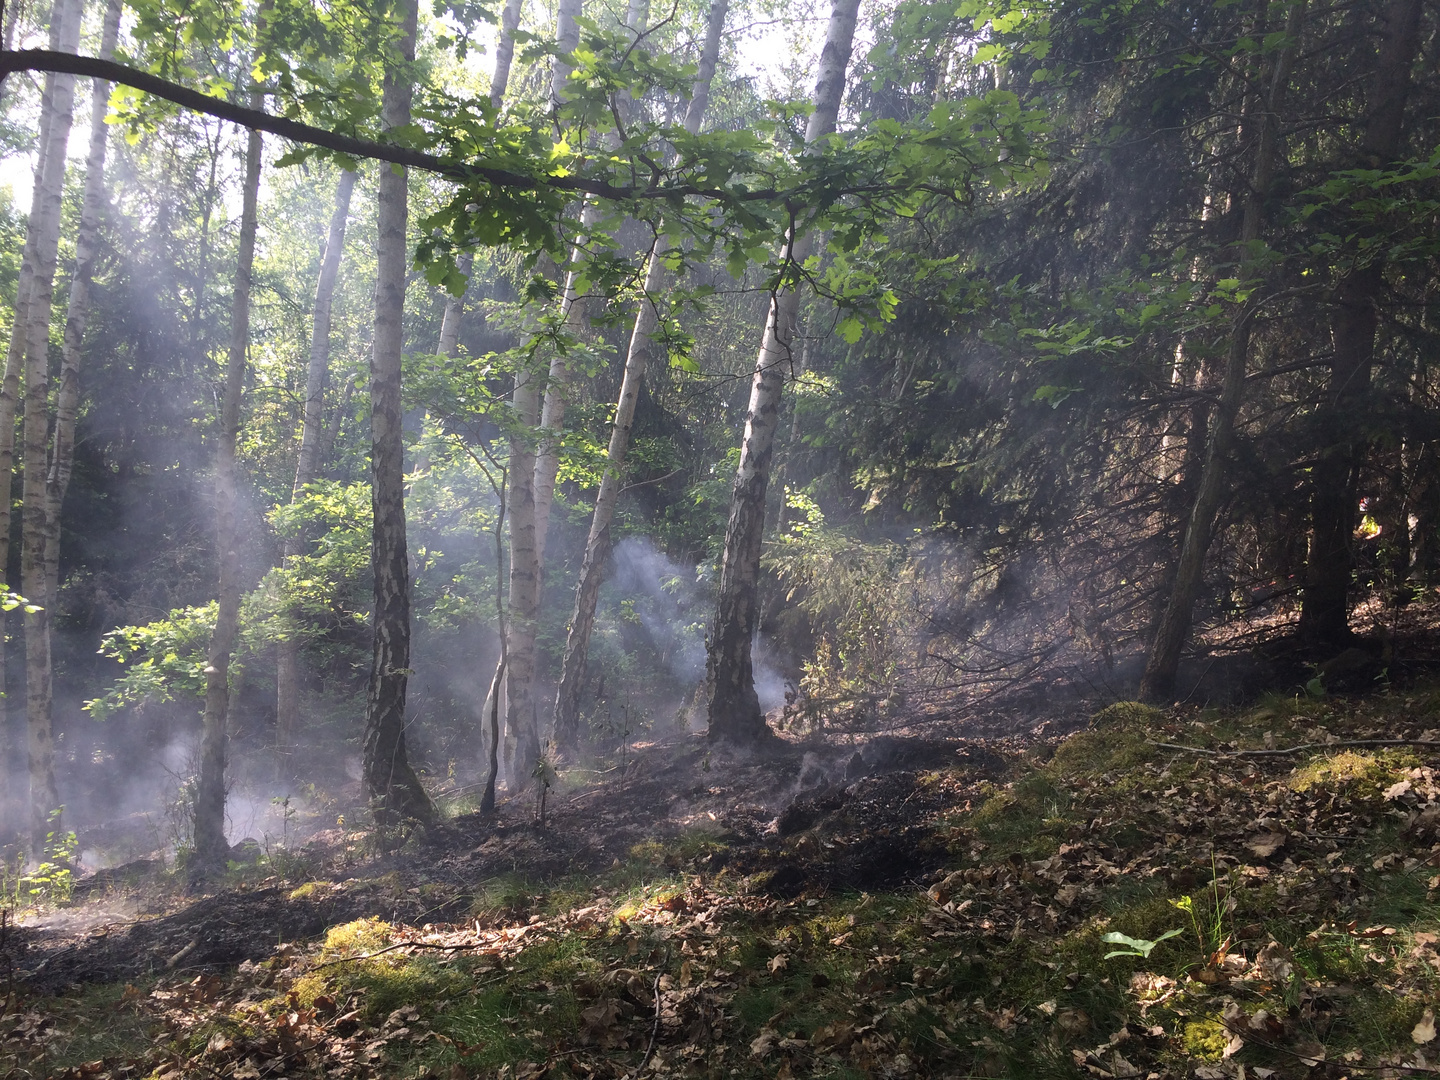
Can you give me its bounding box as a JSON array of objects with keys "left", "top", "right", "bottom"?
[{"left": 6, "top": 684, "right": 1440, "bottom": 1079}]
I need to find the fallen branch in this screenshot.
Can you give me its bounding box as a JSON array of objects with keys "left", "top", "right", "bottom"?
[{"left": 1149, "top": 738, "right": 1440, "bottom": 758}]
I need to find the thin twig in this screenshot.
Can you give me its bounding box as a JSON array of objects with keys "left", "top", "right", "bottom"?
[
  {"left": 1149, "top": 738, "right": 1440, "bottom": 757},
  {"left": 636, "top": 965, "right": 665, "bottom": 1074},
  {"left": 1221, "top": 1020, "right": 1437, "bottom": 1074}
]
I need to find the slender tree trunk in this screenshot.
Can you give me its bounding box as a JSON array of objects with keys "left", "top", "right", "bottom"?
[
  {"left": 504, "top": 366, "right": 541, "bottom": 787},
  {"left": 531, "top": 0, "right": 650, "bottom": 569},
  {"left": 1138, "top": 1, "right": 1305, "bottom": 703},
  {"left": 704, "top": 0, "right": 860, "bottom": 743},
  {"left": 40, "top": 0, "right": 121, "bottom": 726},
  {"left": 549, "top": 0, "right": 582, "bottom": 108},
  {"left": 500, "top": 0, "right": 584, "bottom": 788},
  {"left": 0, "top": 0, "right": 62, "bottom": 805},
  {"left": 553, "top": 0, "right": 728, "bottom": 748},
  {"left": 459, "top": 0, "right": 522, "bottom": 795},
  {"left": 1297, "top": 0, "right": 1423, "bottom": 652},
  {"left": 490, "top": 0, "right": 522, "bottom": 107},
  {"left": 481, "top": 465, "right": 506, "bottom": 812},
  {"left": 19, "top": 0, "right": 81, "bottom": 856},
  {"left": 432, "top": 1, "right": 520, "bottom": 363},
  {"left": 193, "top": 98, "right": 265, "bottom": 871},
  {"left": 436, "top": 252, "right": 473, "bottom": 359},
  {"left": 276, "top": 166, "right": 356, "bottom": 769},
  {"left": 362, "top": 0, "right": 433, "bottom": 824}
]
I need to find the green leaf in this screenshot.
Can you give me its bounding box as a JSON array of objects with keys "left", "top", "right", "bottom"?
[{"left": 1100, "top": 928, "right": 1182, "bottom": 959}]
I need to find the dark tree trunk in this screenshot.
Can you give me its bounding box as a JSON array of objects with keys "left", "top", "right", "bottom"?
[
  {"left": 1297, "top": 0, "right": 1423, "bottom": 652},
  {"left": 1138, "top": 0, "right": 1303, "bottom": 703}
]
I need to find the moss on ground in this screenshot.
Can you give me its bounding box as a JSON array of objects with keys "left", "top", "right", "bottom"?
[{"left": 13, "top": 685, "right": 1440, "bottom": 1079}]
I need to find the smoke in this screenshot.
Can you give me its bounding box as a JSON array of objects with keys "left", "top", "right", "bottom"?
[
  {"left": 609, "top": 537, "right": 787, "bottom": 713},
  {"left": 611, "top": 537, "right": 707, "bottom": 684}
]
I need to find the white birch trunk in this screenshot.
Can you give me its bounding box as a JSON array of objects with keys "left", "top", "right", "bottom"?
[
  {"left": 436, "top": 251, "right": 473, "bottom": 359},
  {"left": 362, "top": 0, "right": 433, "bottom": 823},
  {"left": 490, "top": 0, "right": 523, "bottom": 107},
  {"left": 704, "top": 0, "right": 860, "bottom": 743},
  {"left": 504, "top": 367, "right": 541, "bottom": 787},
  {"left": 530, "top": 0, "right": 651, "bottom": 570},
  {"left": 19, "top": 0, "right": 82, "bottom": 856},
  {"left": 553, "top": 0, "right": 728, "bottom": 746},
  {"left": 501, "top": 0, "right": 590, "bottom": 788},
  {"left": 549, "top": 0, "right": 582, "bottom": 108}
]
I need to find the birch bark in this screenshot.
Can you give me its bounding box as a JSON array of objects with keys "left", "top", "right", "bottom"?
[
  {"left": 489, "top": 0, "right": 522, "bottom": 106},
  {"left": 501, "top": 0, "right": 584, "bottom": 787},
  {"left": 18, "top": 0, "right": 81, "bottom": 855},
  {"left": 553, "top": 0, "right": 728, "bottom": 747},
  {"left": 704, "top": 0, "right": 859, "bottom": 743},
  {"left": 362, "top": 0, "right": 433, "bottom": 823}
]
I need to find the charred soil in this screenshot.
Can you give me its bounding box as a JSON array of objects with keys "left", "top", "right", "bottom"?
[{"left": 8, "top": 686, "right": 1440, "bottom": 1079}]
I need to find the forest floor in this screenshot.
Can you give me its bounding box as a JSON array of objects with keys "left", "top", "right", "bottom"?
[{"left": 6, "top": 681, "right": 1440, "bottom": 1080}]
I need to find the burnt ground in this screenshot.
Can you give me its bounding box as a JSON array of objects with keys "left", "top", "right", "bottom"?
[
  {"left": 11, "top": 674, "right": 1440, "bottom": 1080},
  {"left": 17, "top": 602, "right": 1439, "bottom": 999},
  {"left": 6, "top": 727, "right": 1028, "bottom": 996}
]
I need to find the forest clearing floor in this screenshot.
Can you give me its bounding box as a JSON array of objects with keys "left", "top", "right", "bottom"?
[{"left": 7, "top": 682, "right": 1440, "bottom": 1079}]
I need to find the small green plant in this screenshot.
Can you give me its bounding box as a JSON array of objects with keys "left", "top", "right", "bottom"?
[
  {"left": 23, "top": 809, "right": 77, "bottom": 906},
  {"left": 1101, "top": 928, "right": 1182, "bottom": 960},
  {"left": 1173, "top": 872, "right": 1232, "bottom": 956},
  {"left": 1, "top": 851, "right": 27, "bottom": 913},
  {"left": 262, "top": 794, "right": 311, "bottom": 879},
  {"left": 533, "top": 743, "right": 558, "bottom": 824}
]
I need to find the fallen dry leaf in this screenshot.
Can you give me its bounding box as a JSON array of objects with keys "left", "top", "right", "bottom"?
[
  {"left": 1253, "top": 940, "right": 1294, "bottom": 983},
  {"left": 1245, "top": 831, "right": 1287, "bottom": 857}
]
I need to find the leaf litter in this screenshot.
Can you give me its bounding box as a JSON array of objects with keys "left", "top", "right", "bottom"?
[{"left": 7, "top": 687, "right": 1440, "bottom": 1078}]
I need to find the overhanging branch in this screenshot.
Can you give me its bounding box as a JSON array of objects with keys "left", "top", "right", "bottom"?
[{"left": 0, "top": 48, "right": 780, "bottom": 204}]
